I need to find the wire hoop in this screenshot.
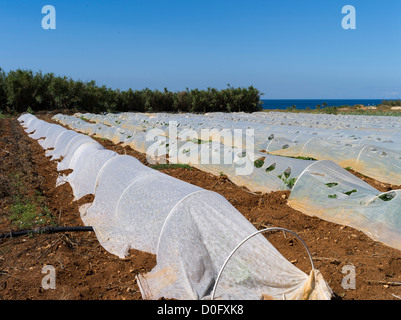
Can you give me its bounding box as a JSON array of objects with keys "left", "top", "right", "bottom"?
[{"left": 210, "top": 227, "right": 315, "bottom": 300}]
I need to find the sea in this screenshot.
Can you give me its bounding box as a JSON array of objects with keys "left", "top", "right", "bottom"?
[{"left": 261, "top": 99, "right": 384, "bottom": 110}]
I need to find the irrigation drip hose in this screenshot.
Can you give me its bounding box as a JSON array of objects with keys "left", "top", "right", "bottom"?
[{"left": 0, "top": 226, "right": 94, "bottom": 239}]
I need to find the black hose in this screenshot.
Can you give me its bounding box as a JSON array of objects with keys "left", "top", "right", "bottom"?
[{"left": 0, "top": 226, "right": 94, "bottom": 239}]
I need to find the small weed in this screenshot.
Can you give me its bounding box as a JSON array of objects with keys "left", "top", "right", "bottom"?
[
  {"left": 9, "top": 199, "right": 54, "bottom": 230},
  {"left": 292, "top": 156, "right": 317, "bottom": 161},
  {"left": 150, "top": 163, "right": 192, "bottom": 170},
  {"left": 6, "top": 171, "right": 57, "bottom": 230}
]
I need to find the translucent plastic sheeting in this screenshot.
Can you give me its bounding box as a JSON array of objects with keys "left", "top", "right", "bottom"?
[
  {"left": 79, "top": 155, "right": 332, "bottom": 300},
  {"left": 270, "top": 138, "right": 401, "bottom": 185},
  {"left": 240, "top": 112, "right": 401, "bottom": 132},
  {"left": 30, "top": 123, "right": 59, "bottom": 142},
  {"left": 80, "top": 111, "right": 401, "bottom": 133},
  {"left": 21, "top": 116, "right": 44, "bottom": 134},
  {"left": 55, "top": 114, "right": 316, "bottom": 193},
  {"left": 170, "top": 112, "right": 399, "bottom": 140},
  {"left": 56, "top": 135, "right": 97, "bottom": 171},
  {"left": 72, "top": 111, "right": 400, "bottom": 157},
  {"left": 55, "top": 142, "right": 114, "bottom": 200},
  {"left": 19, "top": 114, "right": 112, "bottom": 201},
  {"left": 79, "top": 155, "right": 174, "bottom": 256},
  {"left": 55, "top": 115, "right": 139, "bottom": 148},
  {"left": 19, "top": 113, "right": 37, "bottom": 129},
  {"left": 64, "top": 149, "right": 118, "bottom": 200},
  {"left": 19, "top": 114, "right": 333, "bottom": 300},
  {"left": 288, "top": 160, "right": 401, "bottom": 251},
  {"left": 57, "top": 112, "right": 401, "bottom": 186},
  {"left": 122, "top": 131, "right": 166, "bottom": 155},
  {"left": 38, "top": 125, "right": 68, "bottom": 150},
  {"left": 46, "top": 130, "right": 81, "bottom": 160},
  {"left": 138, "top": 190, "right": 332, "bottom": 300},
  {"left": 54, "top": 115, "right": 166, "bottom": 161},
  {"left": 27, "top": 120, "right": 50, "bottom": 139},
  {"left": 191, "top": 144, "right": 311, "bottom": 193},
  {"left": 52, "top": 113, "right": 401, "bottom": 249}
]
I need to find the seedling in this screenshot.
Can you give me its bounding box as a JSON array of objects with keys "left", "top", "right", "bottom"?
[
  {"left": 378, "top": 192, "right": 395, "bottom": 202},
  {"left": 325, "top": 182, "right": 339, "bottom": 188},
  {"left": 343, "top": 189, "right": 357, "bottom": 196},
  {"left": 265, "top": 163, "right": 276, "bottom": 173},
  {"left": 254, "top": 158, "right": 265, "bottom": 168}
]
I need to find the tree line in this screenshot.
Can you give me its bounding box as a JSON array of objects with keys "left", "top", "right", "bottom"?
[
  {"left": 381, "top": 99, "right": 401, "bottom": 107},
  {"left": 0, "top": 68, "right": 263, "bottom": 114}
]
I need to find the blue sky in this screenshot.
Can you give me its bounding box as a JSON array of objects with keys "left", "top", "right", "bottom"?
[{"left": 0, "top": 0, "right": 400, "bottom": 99}]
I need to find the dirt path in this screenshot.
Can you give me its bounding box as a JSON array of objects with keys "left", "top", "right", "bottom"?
[{"left": 2, "top": 114, "right": 401, "bottom": 300}]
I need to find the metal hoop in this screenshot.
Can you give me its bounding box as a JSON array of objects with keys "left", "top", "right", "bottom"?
[{"left": 210, "top": 227, "right": 315, "bottom": 300}]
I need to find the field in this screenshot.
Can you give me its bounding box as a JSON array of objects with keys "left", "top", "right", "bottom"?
[{"left": 1, "top": 111, "right": 401, "bottom": 300}]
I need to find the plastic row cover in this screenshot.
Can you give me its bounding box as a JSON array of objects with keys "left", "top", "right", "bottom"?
[
  {"left": 78, "top": 111, "right": 401, "bottom": 146},
  {"left": 79, "top": 111, "right": 401, "bottom": 135},
  {"left": 56, "top": 113, "right": 401, "bottom": 252},
  {"left": 270, "top": 138, "right": 401, "bottom": 186},
  {"left": 19, "top": 114, "right": 118, "bottom": 201},
  {"left": 73, "top": 112, "right": 401, "bottom": 185},
  {"left": 18, "top": 113, "right": 333, "bottom": 300},
  {"left": 288, "top": 160, "right": 401, "bottom": 251},
  {"left": 53, "top": 114, "right": 316, "bottom": 193}
]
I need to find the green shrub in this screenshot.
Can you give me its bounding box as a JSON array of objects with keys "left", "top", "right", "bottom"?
[{"left": 0, "top": 68, "right": 263, "bottom": 114}]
